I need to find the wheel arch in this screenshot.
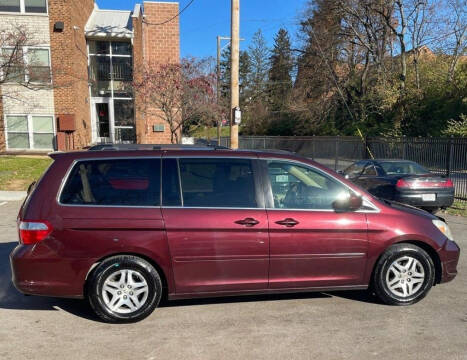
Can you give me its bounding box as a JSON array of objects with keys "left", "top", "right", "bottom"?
[
  {"left": 369, "top": 240, "right": 442, "bottom": 287},
  {"left": 84, "top": 252, "right": 170, "bottom": 299}
]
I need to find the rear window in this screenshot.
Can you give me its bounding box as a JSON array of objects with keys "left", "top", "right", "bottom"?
[
  {"left": 379, "top": 161, "right": 429, "bottom": 175},
  {"left": 59, "top": 158, "right": 161, "bottom": 206},
  {"left": 179, "top": 158, "right": 258, "bottom": 208}
]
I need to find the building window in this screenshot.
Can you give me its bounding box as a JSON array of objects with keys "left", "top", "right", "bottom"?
[
  {"left": 1, "top": 47, "right": 24, "bottom": 82},
  {"left": 1, "top": 47, "right": 51, "bottom": 84},
  {"left": 0, "top": 0, "right": 47, "bottom": 13},
  {"left": 5, "top": 115, "right": 54, "bottom": 150},
  {"left": 24, "top": 0, "right": 46, "bottom": 13},
  {"left": 27, "top": 48, "right": 51, "bottom": 83},
  {"left": 0, "top": 0, "right": 20, "bottom": 12}
]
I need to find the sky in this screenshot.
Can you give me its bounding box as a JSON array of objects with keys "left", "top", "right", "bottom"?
[{"left": 96, "top": 0, "right": 306, "bottom": 59}]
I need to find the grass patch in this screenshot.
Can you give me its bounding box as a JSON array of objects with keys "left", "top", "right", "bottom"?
[
  {"left": 188, "top": 126, "right": 231, "bottom": 139},
  {"left": 0, "top": 156, "right": 52, "bottom": 191},
  {"left": 442, "top": 201, "right": 467, "bottom": 217}
]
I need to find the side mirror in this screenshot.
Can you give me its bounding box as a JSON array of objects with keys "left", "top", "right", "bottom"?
[{"left": 332, "top": 193, "right": 363, "bottom": 212}]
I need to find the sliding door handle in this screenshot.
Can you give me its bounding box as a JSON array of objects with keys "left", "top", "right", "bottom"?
[
  {"left": 275, "top": 218, "right": 299, "bottom": 227},
  {"left": 235, "top": 218, "right": 260, "bottom": 227}
]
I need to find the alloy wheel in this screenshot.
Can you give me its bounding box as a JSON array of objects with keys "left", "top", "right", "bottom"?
[
  {"left": 102, "top": 269, "right": 150, "bottom": 314},
  {"left": 385, "top": 256, "right": 425, "bottom": 298}
]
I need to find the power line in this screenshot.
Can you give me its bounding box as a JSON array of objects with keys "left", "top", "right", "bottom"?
[{"left": 143, "top": 0, "right": 195, "bottom": 26}]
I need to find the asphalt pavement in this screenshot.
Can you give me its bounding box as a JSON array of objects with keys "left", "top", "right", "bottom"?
[{"left": 0, "top": 200, "right": 466, "bottom": 360}]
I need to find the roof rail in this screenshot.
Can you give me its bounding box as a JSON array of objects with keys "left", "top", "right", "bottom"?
[{"left": 87, "top": 144, "right": 230, "bottom": 151}]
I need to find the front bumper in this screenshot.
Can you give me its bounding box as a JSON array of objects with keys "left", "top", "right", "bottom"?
[
  {"left": 439, "top": 239, "right": 460, "bottom": 283},
  {"left": 395, "top": 189, "right": 454, "bottom": 208}
]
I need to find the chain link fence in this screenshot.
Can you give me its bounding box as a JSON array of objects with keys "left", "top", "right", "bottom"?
[{"left": 215, "top": 136, "right": 467, "bottom": 203}]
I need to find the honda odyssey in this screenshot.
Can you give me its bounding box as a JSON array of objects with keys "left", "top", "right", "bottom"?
[{"left": 10, "top": 147, "right": 460, "bottom": 322}]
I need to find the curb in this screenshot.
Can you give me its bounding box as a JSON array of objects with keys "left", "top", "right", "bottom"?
[{"left": 0, "top": 191, "right": 27, "bottom": 201}]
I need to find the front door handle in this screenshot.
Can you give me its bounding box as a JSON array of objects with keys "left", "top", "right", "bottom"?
[
  {"left": 275, "top": 218, "right": 299, "bottom": 227},
  {"left": 235, "top": 218, "right": 260, "bottom": 227}
]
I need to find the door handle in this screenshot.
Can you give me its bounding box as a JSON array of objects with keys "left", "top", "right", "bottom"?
[
  {"left": 235, "top": 218, "right": 260, "bottom": 227},
  {"left": 275, "top": 218, "right": 299, "bottom": 227}
]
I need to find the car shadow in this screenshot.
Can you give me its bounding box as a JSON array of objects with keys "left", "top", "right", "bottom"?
[{"left": 0, "top": 241, "right": 383, "bottom": 322}]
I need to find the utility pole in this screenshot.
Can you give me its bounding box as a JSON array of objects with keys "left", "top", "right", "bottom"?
[
  {"left": 217, "top": 36, "right": 229, "bottom": 146},
  {"left": 217, "top": 35, "right": 245, "bottom": 146},
  {"left": 230, "top": 0, "right": 240, "bottom": 149}
]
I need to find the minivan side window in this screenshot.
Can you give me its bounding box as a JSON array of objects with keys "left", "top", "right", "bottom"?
[
  {"left": 179, "top": 158, "right": 258, "bottom": 208},
  {"left": 162, "top": 158, "right": 182, "bottom": 206},
  {"left": 268, "top": 161, "right": 350, "bottom": 210},
  {"left": 60, "top": 159, "right": 161, "bottom": 206}
]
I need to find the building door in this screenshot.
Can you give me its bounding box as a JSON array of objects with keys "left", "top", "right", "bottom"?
[{"left": 92, "top": 98, "right": 114, "bottom": 143}]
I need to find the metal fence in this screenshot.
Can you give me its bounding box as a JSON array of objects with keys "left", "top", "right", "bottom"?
[{"left": 217, "top": 136, "right": 467, "bottom": 203}]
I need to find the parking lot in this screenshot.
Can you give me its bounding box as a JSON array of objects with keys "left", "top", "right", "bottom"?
[{"left": 0, "top": 200, "right": 466, "bottom": 360}]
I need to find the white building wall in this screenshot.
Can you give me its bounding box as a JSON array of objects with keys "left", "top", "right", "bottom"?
[{"left": 1, "top": 14, "right": 55, "bottom": 150}]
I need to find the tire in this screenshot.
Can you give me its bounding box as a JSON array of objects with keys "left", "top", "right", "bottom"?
[
  {"left": 423, "top": 207, "right": 439, "bottom": 214},
  {"left": 373, "top": 243, "right": 435, "bottom": 306},
  {"left": 87, "top": 255, "right": 162, "bottom": 323}
]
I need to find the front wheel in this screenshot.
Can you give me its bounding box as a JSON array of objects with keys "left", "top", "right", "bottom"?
[
  {"left": 373, "top": 243, "right": 435, "bottom": 306},
  {"left": 87, "top": 255, "right": 162, "bottom": 323}
]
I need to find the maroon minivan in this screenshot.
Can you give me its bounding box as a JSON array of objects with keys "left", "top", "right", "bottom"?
[{"left": 10, "top": 147, "right": 460, "bottom": 322}]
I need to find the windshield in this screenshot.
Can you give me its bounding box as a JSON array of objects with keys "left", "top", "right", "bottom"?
[{"left": 379, "top": 161, "right": 429, "bottom": 175}]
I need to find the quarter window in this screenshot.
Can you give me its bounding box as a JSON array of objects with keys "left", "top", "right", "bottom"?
[
  {"left": 179, "top": 158, "right": 258, "bottom": 208},
  {"left": 60, "top": 159, "right": 161, "bottom": 206},
  {"left": 268, "top": 161, "right": 350, "bottom": 210}
]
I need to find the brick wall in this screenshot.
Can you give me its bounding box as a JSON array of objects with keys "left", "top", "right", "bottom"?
[
  {"left": 136, "top": 1, "right": 180, "bottom": 144},
  {"left": 48, "top": 0, "right": 94, "bottom": 150}
]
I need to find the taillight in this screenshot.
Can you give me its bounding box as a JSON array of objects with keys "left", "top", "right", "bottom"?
[
  {"left": 396, "top": 179, "right": 410, "bottom": 188},
  {"left": 443, "top": 179, "right": 454, "bottom": 188},
  {"left": 19, "top": 221, "right": 52, "bottom": 245},
  {"left": 396, "top": 178, "right": 454, "bottom": 189}
]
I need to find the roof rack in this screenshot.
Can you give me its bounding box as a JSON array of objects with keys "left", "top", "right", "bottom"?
[{"left": 87, "top": 144, "right": 230, "bottom": 151}]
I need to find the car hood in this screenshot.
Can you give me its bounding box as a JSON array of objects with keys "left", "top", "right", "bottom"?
[{"left": 380, "top": 199, "right": 437, "bottom": 220}]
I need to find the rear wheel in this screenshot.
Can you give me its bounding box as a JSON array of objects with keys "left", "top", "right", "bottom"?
[
  {"left": 373, "top": 243, "right": 435, "bottom": 305},
  {"left": 87, "top": 255, "right": 162, "bottom": 323}
]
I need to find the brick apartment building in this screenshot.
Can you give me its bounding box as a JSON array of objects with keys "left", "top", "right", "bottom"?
[{"left": 0, "top": 0, "right": 180, "bottom": 152}]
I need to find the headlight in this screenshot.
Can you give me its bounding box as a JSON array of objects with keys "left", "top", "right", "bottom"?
[{"left": 432, "top": 219, "right": 454, "bottom": 241}]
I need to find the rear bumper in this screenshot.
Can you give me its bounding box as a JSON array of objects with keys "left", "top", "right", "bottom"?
[
  {"left": 395, "top": 189, "right": 454, "bottom": 208},
  {"left": 439, "top": 239, "right": 460, "bottom": 283},
  {"left": 10, "top": 244, "right": 92, "bottom": 298}
]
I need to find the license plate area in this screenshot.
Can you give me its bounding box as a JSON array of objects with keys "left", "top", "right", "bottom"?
[{"left": 422, "top": 194, "right": 436, "bottom": 202}]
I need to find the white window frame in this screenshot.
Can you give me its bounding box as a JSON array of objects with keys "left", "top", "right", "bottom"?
[
  {"left": 0, "top": 0, "right": 48, "bottom": 15},
  {"left": 4, "top": 113, "right": 56, "bottom": 151},
  {"left": 24, "top": 46, "right": 52, "bottom": 84},
  {"left": 1, "top": 46, "right": 52, "bottom": 84}
]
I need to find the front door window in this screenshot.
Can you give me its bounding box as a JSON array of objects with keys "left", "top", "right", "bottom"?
[{"left": 267, "top": 161, "right": 350, "bottom": 210}]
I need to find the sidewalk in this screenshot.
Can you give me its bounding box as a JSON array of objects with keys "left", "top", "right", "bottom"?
[{"left": 0, "top": 191, "right": 27, "bottom": 201}]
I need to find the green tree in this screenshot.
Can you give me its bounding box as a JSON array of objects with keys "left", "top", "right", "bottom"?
[
  {"left": 268, "top": 28, "right": 293, "bottom": 111},
  {"left": 248, "top": 29, "right": 270, "bottom": 103}
]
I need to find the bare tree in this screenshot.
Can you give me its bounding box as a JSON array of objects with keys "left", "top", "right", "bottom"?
[
  {"left": 407, "top": 0, "right": 433, "bottom": 89},
  {"left": 446, "top": 0, "right": 466, "bottom": 82},
  {"left": 0, "top": 24, "right": 51, "bottom": 95},
  {"left": 133, "top": 57, "right": 222, "bottom": 144}
]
